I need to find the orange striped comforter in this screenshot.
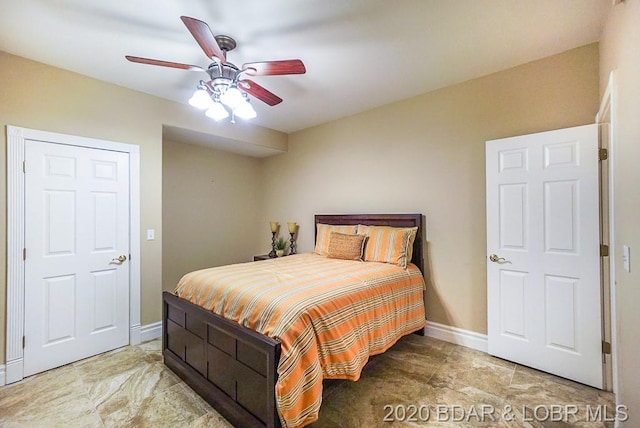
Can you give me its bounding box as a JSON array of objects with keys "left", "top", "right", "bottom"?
[{"left": 174, "top": 253, "right": 426, "bottom": 427}]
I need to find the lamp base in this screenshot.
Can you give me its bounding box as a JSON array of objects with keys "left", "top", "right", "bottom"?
[
  {"left": 269, "top": 231, "right": 277, "bottom": 258},
  {"left": 289, "top": 233, "right": 297, "bottom": 255}
]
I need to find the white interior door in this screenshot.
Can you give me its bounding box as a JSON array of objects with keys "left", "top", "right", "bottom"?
[
  {"left": 24, "top": 140, "right": 130, "bottom": 376},
  {"left": 486, "top": 124, "right": 602, "bottom": 388}
]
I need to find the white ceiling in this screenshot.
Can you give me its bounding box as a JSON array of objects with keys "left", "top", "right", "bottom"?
[{"left": 0, "top": 0, "right": 607, "bottom": 134}]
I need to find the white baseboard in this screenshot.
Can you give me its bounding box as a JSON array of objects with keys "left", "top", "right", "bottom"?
[
  {"left": 0, "top": 364, "right": 5, "bottom": 387},
  {"left": 140, "top": 321, "right": 162, "bottom": 342},
  {"left": 425, "top": 321, "right": 488, "bottom": 353}
]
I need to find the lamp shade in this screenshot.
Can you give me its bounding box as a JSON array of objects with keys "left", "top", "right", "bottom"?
[
  {"left": 233, "top": 100, "right": 257, "bottom": 119},
  {"left": 220, "top": 86, "right": 244, "bottom": 109},
  {"left": 205, "top": 102, "right": 229, "bottom": 121},
  {"left": 189, "top": 89, "right": 213, "bottom": 109},
  {"left": 270, "top": 221, "right": 279, "bottom": 233},
  {"left": 287, "top": 222, "right": 297, "bottom": 233}
]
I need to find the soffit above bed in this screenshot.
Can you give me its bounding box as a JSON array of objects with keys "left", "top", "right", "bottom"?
[{"left": 162, "top": 125, "right": 285, "bottom": 158}]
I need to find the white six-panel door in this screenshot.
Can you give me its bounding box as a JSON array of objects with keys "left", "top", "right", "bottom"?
[
  {"left": 24, "top": 140, "right": 130, "bottom": 376},
  {"left": 486, "top": 124, "right": 602, "bottom": 388}
]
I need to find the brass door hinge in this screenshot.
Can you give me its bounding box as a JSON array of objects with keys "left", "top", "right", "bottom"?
[
  {"left": 602, "top": 341, "right": 611, "bottom": 355},
  {"left": 23, "top": 248, "right": 26, "bottom": 260},
  {"left": 600, "top": 244, "right": 609, "bottom": 257},
  {"left": 599, "top": 148, "right": 608, "bottom": 161}
]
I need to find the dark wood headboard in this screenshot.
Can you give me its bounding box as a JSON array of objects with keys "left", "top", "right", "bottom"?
[{"left": 314, "top": 214, "right": 425, "bottom": 274}]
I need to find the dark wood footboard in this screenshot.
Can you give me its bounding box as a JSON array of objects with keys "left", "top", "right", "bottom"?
[{"left": 163, "top": 291, "right": 282, "bottom": 428}]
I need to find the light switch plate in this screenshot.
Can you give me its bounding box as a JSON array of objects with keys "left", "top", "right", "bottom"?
[
  {"left": 622, "top": 245, "right": 630, "bottom": 272},
  {"left": 147, "top": 229, "right": 155, "bottom": 241}
]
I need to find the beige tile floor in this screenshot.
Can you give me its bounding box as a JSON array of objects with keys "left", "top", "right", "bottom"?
[{"left": 0, "top": 336, "right": 614, "bottom": 427}]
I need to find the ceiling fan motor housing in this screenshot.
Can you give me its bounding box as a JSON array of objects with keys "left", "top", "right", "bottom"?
[{"left": 207, "top": 62, "right": 241, "bottom": 97}]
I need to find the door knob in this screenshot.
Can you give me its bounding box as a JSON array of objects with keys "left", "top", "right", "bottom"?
[
  {"left": 489, "top": 254, "right": 506, "bottom": 263},
  {"left": 111, "top": 255, "right": 127, "bottom": 263}
]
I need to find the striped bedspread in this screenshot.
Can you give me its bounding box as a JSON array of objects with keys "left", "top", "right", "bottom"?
[{"left": 174, "top": 253, "right": 426, "bottom": 427}]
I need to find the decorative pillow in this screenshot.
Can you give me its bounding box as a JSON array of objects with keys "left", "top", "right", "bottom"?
[
  {"left": 314, "top": 224, "right": 358, "bottom": 256},
  {"left": 357, "top": 225, "right": 418, "bottom": 268},
  {"left": 327, "top": 232, "right": 366, "bottom": 261}
]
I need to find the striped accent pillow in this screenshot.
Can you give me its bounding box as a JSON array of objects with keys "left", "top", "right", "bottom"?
[
  {"left": 357, "top": 225, "right": 418, "bottom": 268},
  {"left": 314, "top": 224, "right": 358, "bottom": 256},
  {"left": 327, "top": 232, "right": 366, "bottom": 261}
]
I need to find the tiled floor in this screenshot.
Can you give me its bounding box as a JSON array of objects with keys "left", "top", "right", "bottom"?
[{"left": 0, "top": 336, "right": 614, "bottom": 427}]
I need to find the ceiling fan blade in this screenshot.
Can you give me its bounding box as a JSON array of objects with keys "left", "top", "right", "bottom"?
[
  {"left": 180, "top": 16, "right": 226, "bottom": 62},
  {"left": 125, "top": 55, "right": 204, "bottom": 71},
  {"left": 238, "top": 80, "right": 283, "bottom": 106},
  {"left": 242, "top": 59, "right": 306, "bottom": 76}
]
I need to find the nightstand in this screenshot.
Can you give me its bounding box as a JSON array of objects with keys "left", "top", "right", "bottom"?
[{"left": 253, "top": 254, "right": 273, "bottom": 261}]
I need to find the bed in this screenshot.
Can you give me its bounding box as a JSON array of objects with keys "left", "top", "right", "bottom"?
[{"left": 162, "top": 213, "right": 426, "bottom": 427}]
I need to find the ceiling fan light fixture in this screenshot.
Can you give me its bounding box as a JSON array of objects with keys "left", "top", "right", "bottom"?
[
  {"left": 220, "top": 86, "right": 244, "bottom": 109},
  {"left": 205, "top": 102, "right": 230, "bottom": 121},
  {"left": 233, "top": 100, "right": 256, "bottom": 119},
  {"left": 189, "top": 88, "right": 213, "bottom": 109}
]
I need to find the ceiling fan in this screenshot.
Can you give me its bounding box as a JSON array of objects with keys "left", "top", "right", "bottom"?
[{"left": 125, "top": 16, "right": 306, "bottom": 121}]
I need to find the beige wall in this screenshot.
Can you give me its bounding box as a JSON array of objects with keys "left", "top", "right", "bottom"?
[
  {"left": 162, "top": 140, "right": 264, "bottom": 292},
  {"left": 600, "top": 0, "right": 640, "bottom": 421},
  {"left": 260, "top": 44, "right": 600, "bottom": 334},
  {"left": 0, "top": 52, "right": 286, "bottom": 364}
]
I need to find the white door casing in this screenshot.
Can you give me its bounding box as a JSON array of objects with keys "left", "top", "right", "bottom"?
[
  {"left": 486, "top": 124, "right": 602, "bottom": 388},
  {"left": 596, "top": 70, "right": 618, "bottom": 394},
  {"left": 24, "top": 141, "right": 130, "bottom": 376},
  {"left": 6, "top": 126, "right": 140, "bottom": 384}
]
